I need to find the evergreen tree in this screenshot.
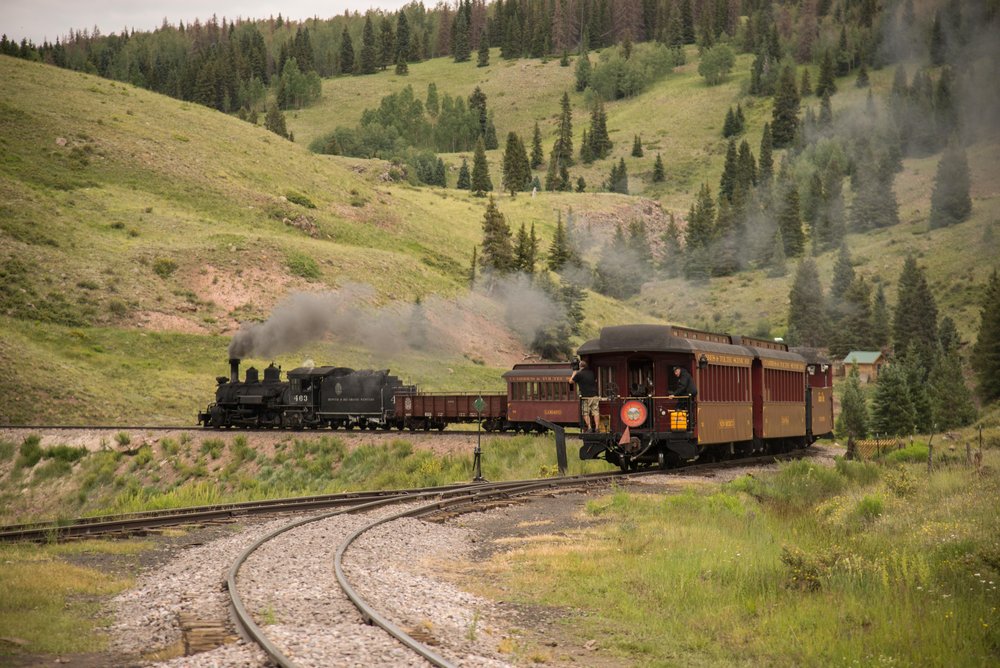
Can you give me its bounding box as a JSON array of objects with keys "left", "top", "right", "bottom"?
[
  {"left": 530, "top": 122, "right": 544, "bottom": 168},
  {"left": 900, "top": 347, "right": 933, "bottom": 433},
  {"left": 659, "top": 213, "right": 683, "bottom": 277},
  {"left": 547, "top": 215, "right": 569, "bottom": 271},
  {"left": 378, "top": 17, "right": 395, "bottom": 71},
  {"left": 457, "top": 157, "right": 471, "bottom": 190},
  {"left": 819, "top": 90, "right": 833, "bottom": 126},
  {"left": 514, "top": 223, "right": 531, "bottom": 272},
  {"left": 264, "top": 103, "right": 289, "bottom": 138},
  {"left": 609, "top": 158, "right": 629, "bottom": 194},
  {"left": 652, "top": 153, "right": 665, "bottom": 183},
  {"left": 831, "top": 243, "right": 855, "bottom": 303},
  {"left": 395, "top": 53, "right": 408, "bottom": 75},
  {"left": 479, "top": 195, "right": 514, "bottom": 275},
  {"left": 477, "top": 32, "right": 490, "bottom": 66},
  {"left": 892, "top": 256, "right": 939, "bottom": 375},
  {"left": 587, "top": 101, "right": 612, "bottom": 159},
  {"left": 929, "top": 349, "right": 978, "bottom": 429},
  {"left": 800, "top": 68, "right": 812, "bottom": 97},
  {"left": 830, "top": 275, "right": 876, "bottom": 357},
  {"left": 453, "top": 6, "right": 471, "bottom": 62},
  {"left": 579, "top": 130, "right": 594, "bottom": 164},
  {"left": 576, "top": 176, "right": 586, "bottom": 192},
  {"left": 434, "top": 158, "right": 446, "bottom": 187},
  {"left": 426, "top": 83, "right": 439, "bottom": 116},
  {"left": 468, "top": 245, "right": 477, "bottom": 286},
  {"left": 684, "top": 184, "right": 715, "bottom": 280},
  {"left": 360, "top": 15, "right": 377, "bottom": 74},
  {"left": 554, "top": 92, "right": 574, "bottom": 167},
  {"left": 340, "top": 27, "right": 355, "bottom": 74},
  {"left": 929, "top": 142, "right": 972, "bottom": 229},
  {"left": 768, "top": 229, "right": 788, "bottom": 278},
  {"left": 870, "top": 363, "right": 916, "bottom": 436},
  {"left": 778, "top": 181, "right": 805, "bottom": 256},
  {"left": 771, "top": 65, "right": 800, "bottom": 148},
  {"left": 929, "top": 11, "right": 946, "bottom": 66},
  {"left": 786, "top": 258, "right": 829, "bottom": 347},
  {"left": 395, "top": 11, "right": 411, "bottom": 64},
  {"left": 972, "top": 269, "right": 1000, "bottom": 404},
  {"left": 575, "top": 51, "right": 592, "bottom": 91},
  {"left": 758, "top": 123, "right": 774, "bottom": 187},
  {"left": 723, "top": 107, "right": 738, "bottom": 138},
  {"left": 469, "top": 86, "right": 488, "bottom": 138},
  {"left": 719, "top": 139, "right": 738, "bottom": 203},
  {"left": 836, "top": 366, "right": 869, "bottom": 439},
  {"left": 816, "top": 49, "right": 836, "bottom": 97},
  {"left": 871, "top": 283, "right": 890, "bottom": 348},
  {"left": 502, "top": 131, "right": 531, "bottom": 195},
  {"left": 484, "top": 111, "right": 499, "bottom": 150},
  {"left": 856, "top": 63, "right": 869, "bottom": 88},
  {"left": 631, "top": 134, "right": 643, "bottom": 157},
  {"left": 471, "top": 136, "right": 493, "bottom": 195}
]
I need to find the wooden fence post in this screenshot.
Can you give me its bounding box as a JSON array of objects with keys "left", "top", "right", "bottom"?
[{"left": 928, "top": 442, "right": 933, "bottom": 474}]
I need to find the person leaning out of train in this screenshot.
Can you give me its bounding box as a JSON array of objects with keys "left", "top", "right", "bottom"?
[
  {"left": 670, "top": 366, "right": 697, "bottom": 411},
  {"left": 569, "top": 360, "right": 600, "bottom": 433}
]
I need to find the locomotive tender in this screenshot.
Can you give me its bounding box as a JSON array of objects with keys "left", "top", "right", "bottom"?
[{"left": 199, "top": 323, "right": 834, "bottom": 471}]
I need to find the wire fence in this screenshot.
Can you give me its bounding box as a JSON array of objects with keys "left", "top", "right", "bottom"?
[{"left": 846, "top": 429, "right": 986, "bottom": 475}]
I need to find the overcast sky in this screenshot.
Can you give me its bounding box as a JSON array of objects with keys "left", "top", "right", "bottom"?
[{"left": 2, "top": 1, "right": 413, "bottom": 44}]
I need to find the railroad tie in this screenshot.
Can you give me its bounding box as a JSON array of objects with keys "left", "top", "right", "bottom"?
[{"left": 177, "top": 612, "right": 238, "bottom": 655}]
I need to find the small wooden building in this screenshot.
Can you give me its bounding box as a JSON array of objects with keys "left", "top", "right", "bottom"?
[{"left": 840, "top": 351, "right": 886, "bottom": 383}]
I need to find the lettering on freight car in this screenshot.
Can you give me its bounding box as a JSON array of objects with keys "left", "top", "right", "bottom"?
[
  {"left": 718, "top": 418, "right": 736, "bottom": 429},
  {"left": 543, "top": 409, "right": 563, "bottom": 416},
  {"left": 781, "top": 416, "right": 791, "bottom": 425}
]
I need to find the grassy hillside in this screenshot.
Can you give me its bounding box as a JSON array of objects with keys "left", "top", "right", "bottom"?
[{"left": 1, "top": 44, "right": 998, "bottom": 425}]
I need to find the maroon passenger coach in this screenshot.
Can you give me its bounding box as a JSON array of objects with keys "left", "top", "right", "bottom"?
[{"left": 575, "top": 324, "right": 834, "bottom": 470}]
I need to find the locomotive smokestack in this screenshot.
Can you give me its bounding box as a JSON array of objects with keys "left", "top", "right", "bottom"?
[{"left": 229, "top": 358, "right": 240, "bottom": 384}]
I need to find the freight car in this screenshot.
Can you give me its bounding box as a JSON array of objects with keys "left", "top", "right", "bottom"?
[{"left": 573, "top": 324, "right": 834, "bottom": 471}]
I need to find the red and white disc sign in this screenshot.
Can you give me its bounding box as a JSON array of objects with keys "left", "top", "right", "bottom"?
[{"left": 620, "top": 400, "right": 648, "bottom": 427}]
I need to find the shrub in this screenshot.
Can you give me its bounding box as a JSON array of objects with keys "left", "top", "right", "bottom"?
[
  {"left": 152, "top": 258, "right": 178, "bottom": 278},
  {"left": 108, "top": 298, "right": 128, "bottom": 316},
  {"left": 200, "top": 439, "right": 224, "bottom": 460},
  {"left": 286, "top": 252, "right": 321, "bottom": 280},
  {"left": 0, "top": 440, "right": 15, "bottom": 461},
  {"left": 285, "top": 191, "right": 316, "bottom": 208},
  {"left": 16, "top": 435, "right": 43, "bottom": 468},
  {"left": 45, "top": 444, "right": 88, "bottom": 463},
  {"left": 114, "top": 432, "right": 131, "bottom": 448},
  {"left": 33, "top": 459, "right": 72, "bottom": 482},
  {"left": 853, "top": 494, "right": 884, "bottom": 523}
]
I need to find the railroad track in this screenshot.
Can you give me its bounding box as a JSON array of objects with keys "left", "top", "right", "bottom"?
[
  {"left": 0, "top": 424, "right": 557, "bottom": 437},
  {"left": 223, "top": 450, "right": 817, "bottom": 667}
]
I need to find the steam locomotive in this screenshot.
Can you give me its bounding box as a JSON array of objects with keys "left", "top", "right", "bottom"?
[{"left": 199, "top": 323, "right": 835, "bottom": 470}]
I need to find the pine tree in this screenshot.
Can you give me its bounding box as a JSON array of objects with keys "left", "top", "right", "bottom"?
[
  {"left": 684, "top": 184, "right": 716, "bottom": 280},
  {"left": 588, "top": 100, "right": 612, "bottom": 159},
  {"left": 719, "top": 139, "right": 738, "bottom": 203},
  {"left": 816, "top": 49, "right": 836, "bottom": 97},
  {"left": 554, "top": 92, "right": 574, "bottom": 167},
  {"left": 900, "top": 347, "right": 933, "bottom": 433},
  {"left": 378, "top": 17, "right": 395, "bottom": 71},
  {"left": 870, "top": 363, "right": 916, "bottom": 436},
  {"left": 819, "top": 90, "right": 833, "bottom": 126},
  {"left": 831, "top": 243, "right": 855, "bottom": 303},
  {"left": 830, "top": 275, "right": 876, "bottom": 357},
  {"left": 786, "top": 258, "right": 829, "bottom": 347},
  {"left": 530, "top": 122, "right": 544, "bottom": 168},
  {"left": 769, "top": 229, "right": 788, "bottom": 278},
  {"left": 360, "top": 15, "right": 377, "bottom": 74},
  {"left": 652, "top": 153, "right": 665, "bottom": 183},
  {"left": 576, "top": 176, "right": 586, "bottom": 192},
  {"left": 457, "top": 157, "right": 471, "bottom": 190},
  {"left": 771, "top": 65, "right": 800, "bottom": 148},
  {"left": 929, "top": 11, "right": 946, "bottom": 66},
  {"left": 856, "top": 63, "right": 869, "bottom": 88},
  {"left": 477, "top": 32, "right": 490, "bottom": 66},
  {"left": 800, "top": 68, "right": 813, "bottom": 97},
  {"left": 928, "top": 350, "right": 978, "bottom": 430},
  {"left": 609, "top": 158, "right": 628, "bottom": 194},
  {"left": 835, "top": 366, "right": 869, "bottom": 438},
  {"left": 972, "top": 269, "right": 1000, "bottom": 404},
  {"left": 659, "top": 213, "right": 683, "bottom": 277},
  {"left": 514, "top": 223, "right": 531, "bottom": 272},
  {"left": 580, "top": 130, "right": 594, "bottom": 164},
  {"left": 502, "top": 131, "right": 530, "bottom": 195},
  {"left": 574, "top": 51, "right": 592, "bottom": 91},
  {"left": 426, "top": 83, "right": 439, "bottom": 116},
  {"left": 395, "top": 11, "right": 411, "bottom": 65},
  {"left": 471, "top": 137, "right": 493, "bottom": 195},
  {"left": 453, "top": 9, "right": 471, "bottom": 62},
  {"left": 929, "top": 142, "right": 972, "bottom": 229},
  {"left": 778, "top": 181, "right": 805, "bottom": 256},
  {"left": 340, "top": 27, "right": 355, "bottom": 74},
  {"left": 480, "top": 195, "right": 514, "bottom": 275},
  {"left": 723, "top": 107, "right": 738, "bottom": 138},
  {"left": 547, "top": 215, "right": 569, "bottom": 271},
  {"left": 758, "top": 123, "right": 774, "bottom": 187},
  {"left": 468, "top": 245, "right": 477, "bottom": 286},
  {"left": 395, "top": 53, "right": 408, "bottom": 75},
  {"left": 264, "top": 103, "right": 289, "bottom": 138},
  {"left": 893, "top": 256, "right": 939, "bottom": 375},
  {"left": 434, "top": 158, "right": 446, "bottom": 186},
  {"left": 872, "top": 283, "right": 890, "bottom": 348},
  {"left": 631, "top": 135, "right": 643, "bottom": 157}
]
